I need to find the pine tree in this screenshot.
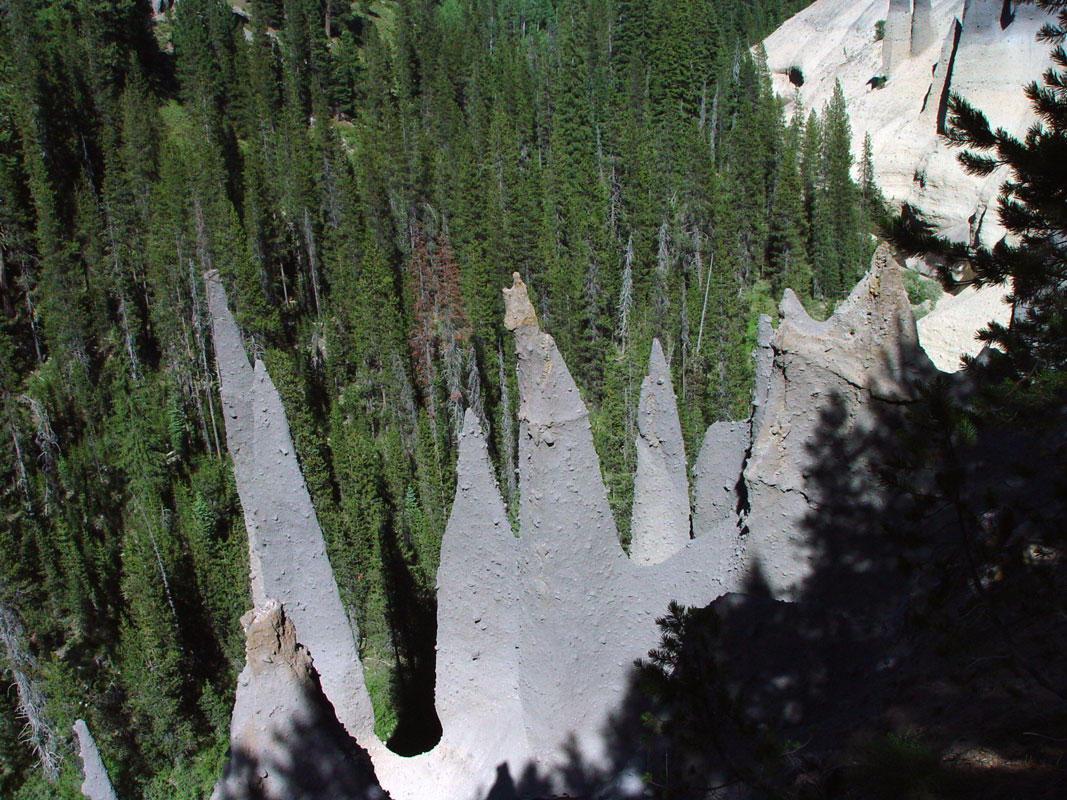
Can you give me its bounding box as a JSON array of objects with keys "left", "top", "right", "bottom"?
[
  {"left": 767, "top": 108, "right": 811, "bottom": 297},
  {"left": 889, "top": 1, "right": 1067, "bottom": 408}
]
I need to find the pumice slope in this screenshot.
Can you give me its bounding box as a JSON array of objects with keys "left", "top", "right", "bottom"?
[
  {"left": 206, "top": 246, "right": 933, "bottom": 798},
  {"left": 762, "top": 0, "right": 1053, "bottom": 247}
]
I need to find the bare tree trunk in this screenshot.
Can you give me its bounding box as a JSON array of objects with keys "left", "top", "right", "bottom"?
[{"left": 0, "top": 601, "right": 60, "bottom": 780}]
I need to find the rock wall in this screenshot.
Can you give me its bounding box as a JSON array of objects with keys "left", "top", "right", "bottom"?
[
  {"left": 207, "top": 255, "right": 938, "bottom": 796},
  {"left": 743, "top": 245, "right": 935, "bottom": 598},
  {"left": 73, "top": 720, "right": 117, "bottom": 800},
  {"left": 763, "top": 0, "right": 1053, "bottom": 246}
]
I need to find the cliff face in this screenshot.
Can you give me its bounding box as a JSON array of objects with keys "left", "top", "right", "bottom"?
[
  {"left": 206, "top": 249, "right": 935, "bottom": 798},
  {"left": 763, "top": 0, "right": 1052, "bottom": 247},
  {"left": 743, "top": 245, "right": 935, "bottom": 598}
]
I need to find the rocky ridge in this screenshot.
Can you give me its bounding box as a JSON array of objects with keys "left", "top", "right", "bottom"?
[{"left": 204, "top": 243, "right": 934, "bottom": 799}]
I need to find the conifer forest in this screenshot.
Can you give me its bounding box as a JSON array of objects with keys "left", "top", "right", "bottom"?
[{"left": 0, "top": 0, "right": 901, "bottom": 796}]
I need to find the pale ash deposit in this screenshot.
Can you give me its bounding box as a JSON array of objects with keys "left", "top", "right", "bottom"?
[
  {"left": 762, "top": 0, "right": 1045, "bottom": 377},
  {"left": 203, "top": 242, "right": 935, "bottom": 799},
  {"left": 764, "top": 0, "right": 1052, "bottom": 245}
]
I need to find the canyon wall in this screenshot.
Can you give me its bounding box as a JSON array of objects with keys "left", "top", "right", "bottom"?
[{"left": 763, "top": 0, "right": 1052, "bottom": 247}]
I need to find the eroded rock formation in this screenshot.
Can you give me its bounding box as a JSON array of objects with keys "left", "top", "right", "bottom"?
[
  {"left": 763, "top": 0, "right": 1053, "bottom": 247},
  {"left": 212, "top": 602, "right": 385, "bottom": 800},
  {"left": 743, "top": 245, "right": 935, "bottom": 598},
  {"left": 207, "top": 248, "right": 935, "bottom": 797},
  {"left": 73, "top": 720, "right": 117, "bottom": 800},
  {"left": 629, "top": 339, "right": 691, "bottom": 564},
  {"left": 205, "top": 270, "right": 377, "bottom": 748}
]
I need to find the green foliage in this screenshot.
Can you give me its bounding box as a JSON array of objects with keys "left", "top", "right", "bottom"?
[{"left": 902, "top": 269, "right": 943, "bottom": 310}]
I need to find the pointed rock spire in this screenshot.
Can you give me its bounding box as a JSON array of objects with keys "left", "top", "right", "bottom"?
[
  {"left": 204, "top": 272, "right": 377, "bottom": 747},
  {"left": 204, "top": 270, "right": 265, "bottom": 606},
  {"left": 73, "top": 720, "right": 117, "bottom": 800},
  {"left": 629, "top": 340, "right": 691, "bottom": 565},
  {"left": 435, "top": 411, "right": 527, "bottom": 765}
]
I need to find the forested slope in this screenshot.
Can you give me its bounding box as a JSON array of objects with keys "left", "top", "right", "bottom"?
[{"left": 0, "top": 1, "right": 884, "bottom": 796}]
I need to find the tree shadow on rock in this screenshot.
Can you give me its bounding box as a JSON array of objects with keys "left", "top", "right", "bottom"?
[
  {"left": 214, "top": 674, "right": 388, "bottom": 800},
  {"left": 638, "top": 375, "right": 1067, "bottom": 799}
]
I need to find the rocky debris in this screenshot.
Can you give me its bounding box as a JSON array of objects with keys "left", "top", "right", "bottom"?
[
  {"left": 204, "top": 272, "right": 376, "bottom": 748},
  {"left": 916, "top": 281, "right": 1011, "bottom": 371},
  {"left": 742, "top": 245, "right": 935, "bottom": 599},
  {"left": 212, "top": 601, "right": 386, "bottom": 800},
  {"left": 73, "top": 720, "right": 117, "bottom": 800},
  {"left": 763, "top": 0, "right": 1053, "bottom": 246},
  {"left": 629, "top": 340, "right": 692, "bottom": 565}
]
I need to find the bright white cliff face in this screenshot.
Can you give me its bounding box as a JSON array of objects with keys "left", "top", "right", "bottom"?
[{"left": 762, "top": 0, "right": 1053, "bottom": 247}]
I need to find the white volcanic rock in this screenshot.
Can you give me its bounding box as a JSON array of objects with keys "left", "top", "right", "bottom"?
[
  {"left": 762, "top": 0, "right": 1053, "bottom": 245},
  {"left": 743, "top": 245, "right": 935, "bottom": 598},
  {"left": 205, "top": 271, "right": 376, "bottom": 746},
  {"left": 629, "top": 339, "right": 692, "bottom": 565},
  {"left": 73, "top": 720, "right": 117, "bottom": 800},
  {"left": 208, "top": 272, "right": 752, "bottom": 800},
  {"left": 917, "top": 281, "right": 1011, "bottom": 371},
  {"left": 207, "top": 263, "right": 938, "bottom": 797}
]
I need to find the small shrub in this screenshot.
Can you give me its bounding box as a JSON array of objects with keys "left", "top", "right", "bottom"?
[
  {"left": 874, "top": 19, "right": 886, "bottom": 41},
  {"left": 903, "top": 269, "right": 943, "bottom": 308}
]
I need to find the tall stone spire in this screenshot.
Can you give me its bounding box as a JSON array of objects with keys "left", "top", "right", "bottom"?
[
  {"left": 204, "top": 271, "right": 376, "bottom": 746},
  {"left": 629, "top": 339, "right": 691, "bottom": 565}
]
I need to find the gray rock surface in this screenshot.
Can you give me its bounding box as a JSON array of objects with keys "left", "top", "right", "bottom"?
[
  {"left": 211, "top": 601, "right": 385, "bottom": 800},
  {"left": 205, "top": 271, "right": 376, "bottom": 747},
  {"left": 73, "top": 720, "right": 117, "bottom": 800},
  {"left": 432, "top": 409, "right": 528, "bottom": 796},
  {"left": 629, "top": 339, "right": 692, "bottom": 565},
  {"left": 208, "top": 262, "right": 935, "bottom": 798},
  {"left": 742, "top": 245, "right": 935, "bottom": 599},
  {"left": 691, "top": 421, "right": 749, "bottom": 540}
]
